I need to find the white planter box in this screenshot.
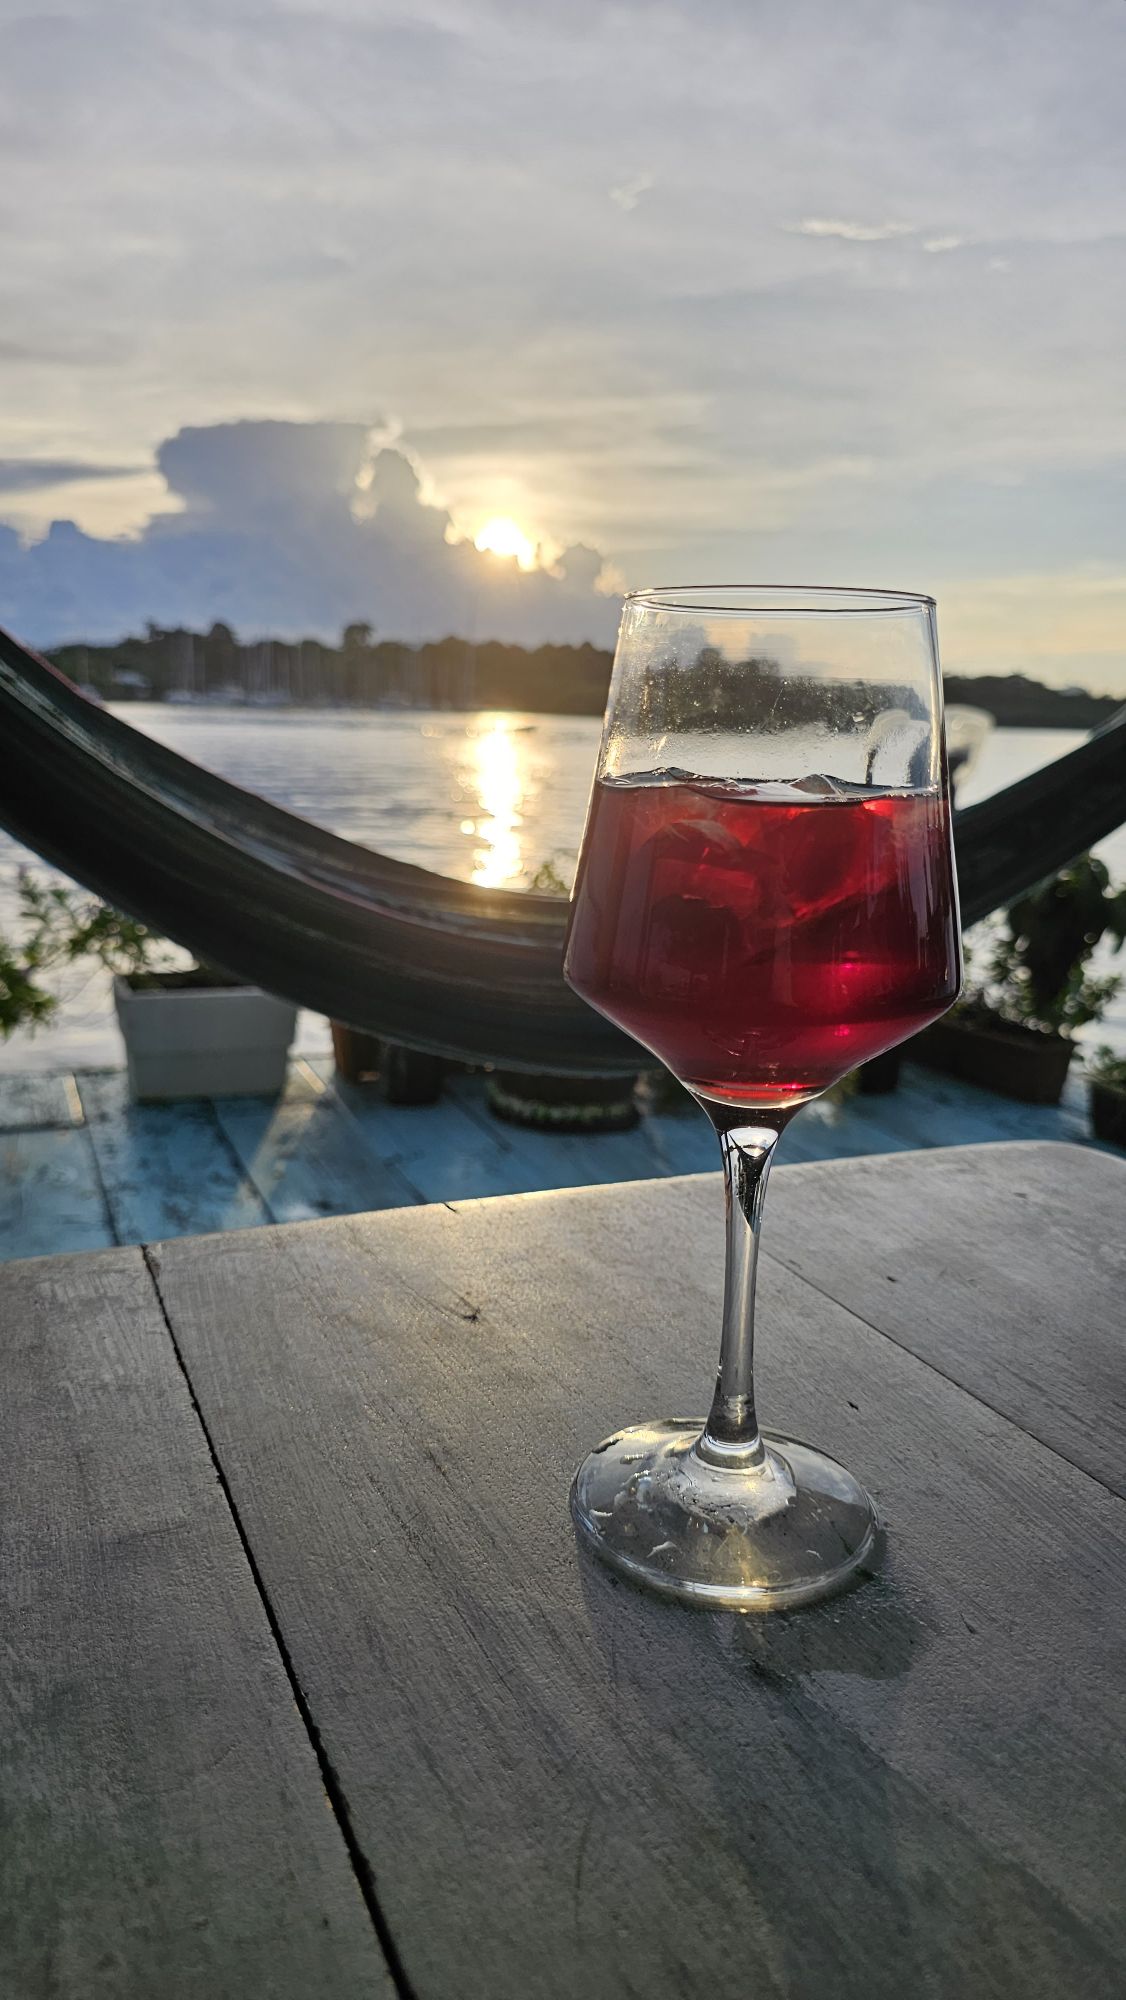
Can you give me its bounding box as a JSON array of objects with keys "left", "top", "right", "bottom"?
[{"left": 113, "top": 976, "right": 297, "bottom": 1102}]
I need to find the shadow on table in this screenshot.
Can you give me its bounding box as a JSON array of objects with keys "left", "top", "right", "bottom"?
[{"left": 572, "top": 1551, "right": 1110, "bottom": 1999}]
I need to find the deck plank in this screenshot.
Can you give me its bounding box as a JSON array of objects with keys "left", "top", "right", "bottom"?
[
  {"left": 0, "top": 1071, "right": 81, "bottom": 1132},
  {"left": 0, "top": 1243, "right": 392, "bottom": 1998},
  {"left": 150, "top": 1147, "right": 1126, "bottom": 2000},
  {"left": 765, "top": 1139, "right": 1126, "bottom": 1496},
  {"left": 0, "top": 1126, "right": 114, "bottom": 1258},
  {"left": 77, "top": 1072, "right": 272, "bottom": 1243},
  {"left": 213, "top": 1068, "right": 419, "bottom": 1221},
  {"left": 447, "top": 1071, "right": 673, "bottom": 1190},
  {"left": 885, "top": 1063, "right": 1093, "bottom": 1148},
  {"left": 783, "top": 1098, "right": 914, "bottom": 1163},
  {"left": 308, "top": 1059, "right": 547, "bottom": 1201},
  {"left": 635, "top": 1102, "right": 720, "bottom": 1177},
  {"left": 0, "top": 1053, "right": 1110, "bottom": 1266}
]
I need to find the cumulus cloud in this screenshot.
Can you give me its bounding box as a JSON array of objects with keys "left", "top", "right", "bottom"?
[
  {"left": 794, "top": 218, "right": 915, "bottom": 243},
  {"left": 0, "top": 420, "right": 622, "bottom": 649}
]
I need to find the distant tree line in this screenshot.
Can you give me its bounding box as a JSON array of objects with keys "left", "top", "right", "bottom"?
[
  {"left": 45, "top": 622, "right": 1122, "bottom": 727},
  {"left": 942, "top": 672, "right": 1121, "bottom": 731},
  {"left": 48, "top": 621, "right": 614, "bottom": 717}
]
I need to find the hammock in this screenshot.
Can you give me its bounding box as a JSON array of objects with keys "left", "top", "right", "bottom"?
[{"left": 2, "top": 625, "right": 1125, "bottom": 1075}]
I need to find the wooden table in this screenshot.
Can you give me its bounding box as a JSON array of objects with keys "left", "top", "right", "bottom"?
[{"left": 5, "top": 1140, "right": 1125, "bottom": 1999}]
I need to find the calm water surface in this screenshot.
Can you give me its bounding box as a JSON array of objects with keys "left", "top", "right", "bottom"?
[{"left": 2, "top": 706, "right": 1123, "bottom": 1069}]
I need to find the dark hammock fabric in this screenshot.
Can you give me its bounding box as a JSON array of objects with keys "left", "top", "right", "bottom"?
[{"left": 2, "top": 624, "right": 1124, "bottom": 1074}]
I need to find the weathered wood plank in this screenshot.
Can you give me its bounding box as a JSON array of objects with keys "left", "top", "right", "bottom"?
[
  {"left": 76, "top": 1071, "right": 272, "bottom": 1243},
  {"left": 213, "top": 1066, "right": 419, "bottom": 1221},
  {"left": 447, "top": 1071, "right": 673, "bottom": 1191},
  {"left": 0, "top": 1126, "right": 114, "bottom": 1258},
  {"left": 0, "top": 1244, "right": 392, "bottom": 1999},
  {"left": 765, "top": 1140, "right": 1126, "bottom": 1495},
  {"left": 892, "top": 1062, "right": 1094, "bottom": 1149},
  {"left": 151, "top": 1147, "right": 1126, "bottom": 2000},
  {"left": 308, "top": 1059, "right": 546, "bottom": 1202},
  {"left": 783, "top": 1097, "right": 913, "bottom": 1163},
  {"left": 0, "top": 1071, "right": 81, "bottom": 1131},
  {"left": 636, "top": 1101, "right": 720, "bottom": 1177}
]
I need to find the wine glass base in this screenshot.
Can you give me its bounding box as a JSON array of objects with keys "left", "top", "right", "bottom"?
[{"left": 571, "top": 1420, "right": 877, "bottom": 1612}]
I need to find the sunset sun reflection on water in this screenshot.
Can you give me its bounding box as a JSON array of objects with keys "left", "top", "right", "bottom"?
[{"left": 467, "top": 715, "right": 527, "bottom": 887}]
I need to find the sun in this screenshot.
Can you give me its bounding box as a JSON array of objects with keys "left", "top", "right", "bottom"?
[{"left": 474, "top": 516, "right": 537, "bottom": 570}]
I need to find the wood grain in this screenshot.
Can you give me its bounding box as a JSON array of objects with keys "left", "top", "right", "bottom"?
[
  {"left": 212, "top": 1066, "right": 418, "bottom": 1222},
  {"left": 445, "top": 1070, "right": 670, "bottom": 1191},
  {"left": 0, "top": 1126, "right": 114, "bottom": 1259},
  {"left": 310, "top": 1058, "right": 539, "bottom": 1202},
  {"left": 150, "top": 1144, "right": 1126, "bottom": 1999},
  {"left": 77, "top": 1070, "right": 271, "bottom": 1243},
  {"left": 765, "top": 1139, "right": 1126, "bottom": 1494},
  {"left": 0, "top": 1072, "right": 81, "bottom": 1132},
  {"left": 783, "top": 1093, "right": 912, "bottom": 1163},
  {"left": 0, "top": 1244, "right": 392, "bottom": 1999}
]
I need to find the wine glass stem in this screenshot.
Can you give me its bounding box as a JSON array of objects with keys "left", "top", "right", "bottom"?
[{"left": 696, "top": 1111, "right": 792, "bottom": 1469}]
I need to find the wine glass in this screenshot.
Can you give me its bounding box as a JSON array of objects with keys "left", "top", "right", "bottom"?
[{"left": 564, "top": 586, "right": 962, "bottom": 1611}]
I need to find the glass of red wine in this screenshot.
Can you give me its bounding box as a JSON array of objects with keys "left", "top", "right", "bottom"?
[{"left": 564, "top": 586, "right": 962, "bottom": 1610}]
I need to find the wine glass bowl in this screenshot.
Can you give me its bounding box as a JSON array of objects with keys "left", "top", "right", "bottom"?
[
  {"left": 566, "top": 774, "right": 958, "bottom": 1110},
  {"left": 564, "top": 586, "right": 962, "bottom": 1611}
]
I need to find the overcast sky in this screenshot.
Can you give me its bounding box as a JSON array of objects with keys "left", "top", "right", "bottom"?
[{"left": 1, "top": 0, "right": 1125, "bottom": 685}]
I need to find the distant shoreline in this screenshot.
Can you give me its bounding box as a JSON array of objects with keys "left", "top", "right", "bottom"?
[
  {"left": 943, "top": 675, "right": 1121, "bottom": 731},
  {"left": 102, "top": 694, "right": 1097, "bottom": 731},
  {"left": 48, "top": 627, "right": 1122, "bottom": 732}
]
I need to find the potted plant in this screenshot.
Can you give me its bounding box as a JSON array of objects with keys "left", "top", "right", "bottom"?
[
  {"left": 3, "top": 872, "right": 297, "bottom": 1102},
  {"left": 856, "top": 1047, "right": 904, "bottom": 1095},
  {"left": 1086, "top": 1046, "right": 1126, "bottom": 1149},
  {"left": 2, "top": 872, "right": 154, "bottom": 1044},
  {"left": 486, "top": 1066, "right": 642, "bottom": 1133},
  {"left": 916, "top": 856, "right": 1126, "bottom": 1104}
]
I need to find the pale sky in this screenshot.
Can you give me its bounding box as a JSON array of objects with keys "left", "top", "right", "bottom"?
[{"left": 1, "top": 0, "right": 1125, "bottom": 686}]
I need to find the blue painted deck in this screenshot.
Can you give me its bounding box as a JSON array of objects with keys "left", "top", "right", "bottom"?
[{"left": 0, "top": 1055, "right": 1112, "bottom": 1263}]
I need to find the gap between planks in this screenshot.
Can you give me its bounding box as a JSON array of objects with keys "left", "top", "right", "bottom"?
[{"left": 138, "top": 1240, "right": 419, "bottom": 2000}]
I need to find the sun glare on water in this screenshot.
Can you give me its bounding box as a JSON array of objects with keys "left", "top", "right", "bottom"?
[
  {"left": 469, "top": 717, "right": 526, "bottom": 887},
  {"left": 474, "top": 516, "right": 537, "bottom": 570}
]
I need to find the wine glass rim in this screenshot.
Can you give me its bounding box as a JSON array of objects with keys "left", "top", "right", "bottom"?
[{"left": 624, "top": 584, "right": 936, "bottom": 615}]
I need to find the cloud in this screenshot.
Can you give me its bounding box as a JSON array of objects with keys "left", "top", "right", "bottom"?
[
  {"left": 0, "top": 459, "right": 144, "bottom": 494},
  {"left": 936, "top": 565, "right": 1126, "bottom": 690},
  {"left": 794, "top": 218, "right": 915, "bottom": 243},
  {"left": 2, "top": 1, "right": 1126, "bottom": 690},
  {"left": 609, "top": 172, "right": 654, "bottom": 212},
  {"left": 155, "top": 421, "right": 376, "bottom": 516},
  {"left": 0, "top": 419, "right": 622, "bottom": 650}
]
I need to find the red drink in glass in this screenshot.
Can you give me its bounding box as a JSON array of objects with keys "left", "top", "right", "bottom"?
[{"left": 565, "top": 772, "right": 961, "bottom": 1106}]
